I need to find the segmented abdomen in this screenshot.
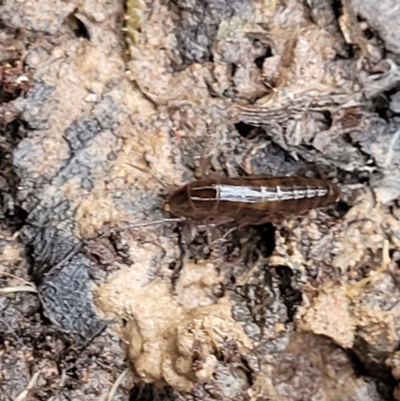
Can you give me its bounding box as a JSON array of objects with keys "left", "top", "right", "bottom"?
[{"left": 167, "top": 176, "right": 340, "bottom": 225}]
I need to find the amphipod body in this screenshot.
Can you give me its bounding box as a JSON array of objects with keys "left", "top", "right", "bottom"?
[{"left": 165, "top": 176, "right": 340, "bottom": 226}]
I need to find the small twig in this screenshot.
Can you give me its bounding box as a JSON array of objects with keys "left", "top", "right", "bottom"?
[
  {"left": 106, "top": 368, "right": 128, "bottom": 401},
  {"left": 381, "top": 238, "right": 391, "bottom": 269},
  {"left": 58, "top": 369, "right": 67, "bottom": 388},
  {"left": 0, "top": 285, "right": 38, "bottom": 295},
  {"left": 13, "top": 371, "right": 40, "bottom": 401},
  {"left": 11, "top": 230, "right": 20, "bottom": 241}
]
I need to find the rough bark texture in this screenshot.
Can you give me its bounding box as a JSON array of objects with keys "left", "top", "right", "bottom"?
[{"left": 1, "top": 0, "right": 400, "bottom": 400}]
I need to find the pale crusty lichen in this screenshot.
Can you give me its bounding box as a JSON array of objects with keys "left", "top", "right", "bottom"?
[
  {"left": 125, "top": 0, "right": 148, "bottom": 48},
  {"left": 95, "top": 260, "right": 252, "bottom": 391}
]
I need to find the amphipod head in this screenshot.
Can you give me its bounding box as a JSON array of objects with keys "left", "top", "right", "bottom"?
[{"left": 163, "top": 184, "right": 193, "bottom": 218}]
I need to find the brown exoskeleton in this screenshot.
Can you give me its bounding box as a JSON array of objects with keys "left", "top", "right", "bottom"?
[
  {"left": 164, "top": 175, "right": 340, "bottom": 227},
  {"left": 117, "top": 165, "right": 340, "bottom": 231}
]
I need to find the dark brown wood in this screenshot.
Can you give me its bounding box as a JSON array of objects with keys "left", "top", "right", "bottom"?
[{"left": 165, "top": 176, "right": 340, "bottom": 226}]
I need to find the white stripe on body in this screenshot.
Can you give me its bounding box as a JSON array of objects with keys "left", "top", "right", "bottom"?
[{"left": 191, "top": 184, "right": 328, "bottom": 203}]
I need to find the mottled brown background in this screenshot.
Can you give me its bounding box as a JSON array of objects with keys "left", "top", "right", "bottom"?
[{"left": 1, "top": 0, "right": 400, "bottom": 400}]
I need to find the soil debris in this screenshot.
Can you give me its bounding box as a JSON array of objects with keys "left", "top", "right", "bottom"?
[{"left": 1, "top": 0, "right": 400, "bottom": 399}]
